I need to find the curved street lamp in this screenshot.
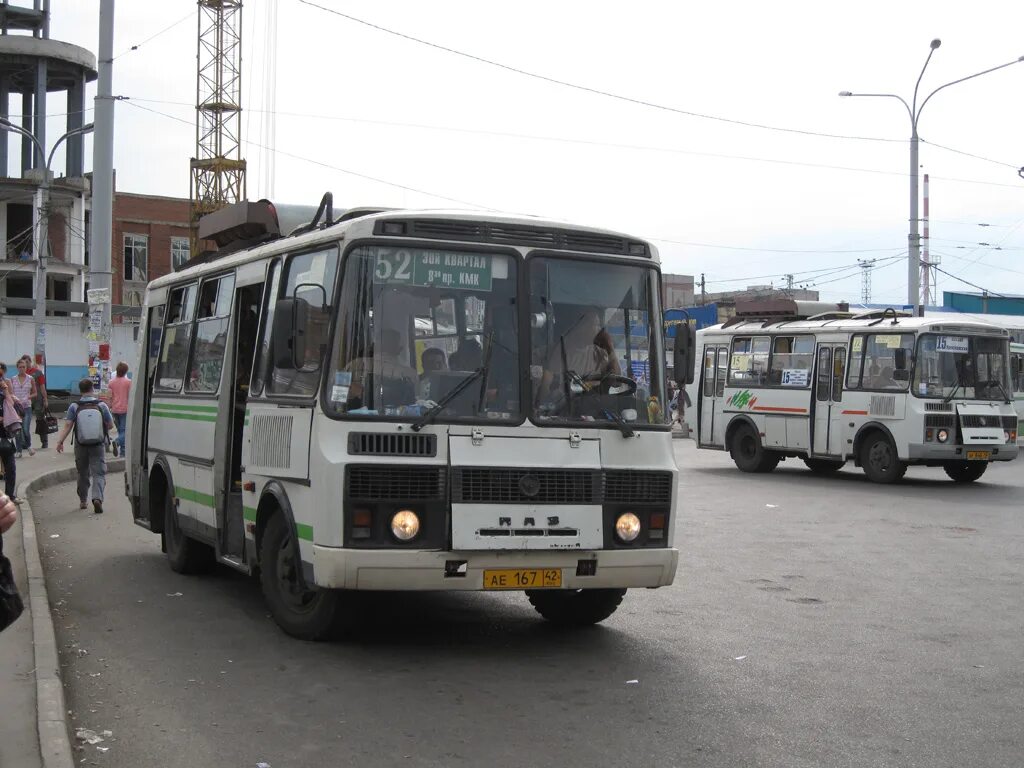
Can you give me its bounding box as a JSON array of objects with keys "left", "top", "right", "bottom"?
[{"left": 840, "top": 40, "right": 1024, "bottom": 313}]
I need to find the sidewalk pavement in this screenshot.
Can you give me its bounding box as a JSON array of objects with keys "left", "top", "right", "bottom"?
[{"left": 0, "top": 446, "right": 122, "bottom": 768}]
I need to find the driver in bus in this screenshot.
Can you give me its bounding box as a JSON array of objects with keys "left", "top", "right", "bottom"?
[{"left": 538, "top": 306, "right": 621, "bottom": 400}]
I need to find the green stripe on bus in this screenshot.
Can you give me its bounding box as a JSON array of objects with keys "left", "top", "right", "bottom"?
[
  {"left": 151, "top": 402, "right": 220, "bottom": 412},
  {"left": 151, "top": 411, "right": 218, "bottom": 423},
  {"left": 296, "top": 523, "right": 313, "bottom": 541},
  {"left": 243, "top": 506, "right": 257, "bottom": 522},
  {"left": 175, "top": 486, "right": 216, "bottom": 508}
]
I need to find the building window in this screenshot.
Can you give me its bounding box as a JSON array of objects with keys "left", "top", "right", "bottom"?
[
  {"left": 171, "top": 236, "right": 190, "bottom": 271},
  {"left": 124, "top": 234, "right": 148, "bottom": 282}
]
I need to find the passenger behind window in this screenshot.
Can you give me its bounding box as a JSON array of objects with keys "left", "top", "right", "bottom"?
[{"left": 448, "top": 338, "right": 483, "bottom": 371}]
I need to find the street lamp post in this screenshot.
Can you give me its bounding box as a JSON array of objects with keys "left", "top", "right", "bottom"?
[
  {"left": 0, "top": 118, "right": 95, "bottom": 348},
  {"left": 840, "top": 41, "right": 1024, "bottom": 314}
]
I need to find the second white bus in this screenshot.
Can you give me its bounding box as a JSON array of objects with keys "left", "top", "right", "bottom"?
[{"left": 688, "top": 301, "right": 1017, "bottom": 483}]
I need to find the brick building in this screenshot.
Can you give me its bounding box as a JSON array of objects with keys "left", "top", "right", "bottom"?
[{"left": 110, "top": 191, "right": 193, "bottom": 318}]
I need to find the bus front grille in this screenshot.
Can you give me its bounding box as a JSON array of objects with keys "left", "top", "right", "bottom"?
[
  {"left": 604, "top": 471, "right": 673, "bottom": 504},
  {"left": 346, "top": 465, "right": 446, "bottom": 501},
  {"left": 452, "top": 468, "right": 600, "bottom": 505}
]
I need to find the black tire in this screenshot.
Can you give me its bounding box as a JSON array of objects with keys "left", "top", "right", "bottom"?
[
  {"left": 259, "top": 513, "right": 340, "bottom": 641},
  {"left": 526, "top": 588, "right": 626, "bottom": 627},
  {"left": 163, "top": 491, "right": 214, "bottom": 574},
  {"left": 859, "top": 432, "right": 907, "bottom": 484},
  {"left": 943, "top": 461, "right": 988, "bottom": 483},
  {"left": 803, "top": 458, "right": 846, "bottom": 475},
  {"left": 729, "top": 424, "right": 779, "bottom": 473}
]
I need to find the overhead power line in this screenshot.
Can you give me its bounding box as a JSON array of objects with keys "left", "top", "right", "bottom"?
[
  {"left": 112, "top": 9, "right": 195, "bottom": 60},
  {"left": 123, "top": 100, "right": 494, "bottom": 210},
  {"left": 932, "top": 265, "right": 1006, "bottom": 297},
  {"left": 295, "top": 0, "right": 903, "bottom": 144}
]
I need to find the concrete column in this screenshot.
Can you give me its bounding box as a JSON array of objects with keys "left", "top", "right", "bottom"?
[
  {"left": 68, "top": 192, "right": 85, "bottom": 266},
  {"left": 21, "top": 91, "right": 32, "bottom": 175},
  {"left": 66, "top": 75, "right": 85, "bottom": 177},
  {"left": 33, "top": 58, "right": 46, "bottom": 168},
  {"left": 0, "top": 202, "right": 8, "bottom": 260},
  {"left": 0, "top": 76, "right": 8, "bottom": 177}
]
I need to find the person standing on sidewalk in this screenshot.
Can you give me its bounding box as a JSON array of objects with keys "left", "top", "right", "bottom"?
[
  {"left": 56, "top": 379, "right": 114, "bottom": 514},
  {"left": 10, "top": 359, "right": 36, "bottom": 459},
  {"left": 22, "top": 354, "right": 50, "bottom": 450},
  {"left": 107, "top": 362, "right": 131, "bottom": 458},
  {"left": 0, "top": 377, "right": 20, "bottom": 503}
]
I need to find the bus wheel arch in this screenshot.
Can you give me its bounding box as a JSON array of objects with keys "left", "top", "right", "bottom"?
[
  {"left": 147, "top": 458, "right": 173, "bottom": 535},
  {"left": 726, "top": 416, "right": 779, "bottom": 473},
  {"left": 255, "top": 482, "right": 339, "bottom": 640},
  {"left": 854, "top": 424, "right": 907, "bottom": 483},
  {"left": 254, "top": 483, "right": 306, "bottom": 588}
]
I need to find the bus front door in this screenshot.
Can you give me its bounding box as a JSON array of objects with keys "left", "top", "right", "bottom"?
[
  {"left": 812, "top": 344, "right": 846, "bottom": 457},
  {"left": 699, "top": 345, "right": 728, "bottom": 448}
]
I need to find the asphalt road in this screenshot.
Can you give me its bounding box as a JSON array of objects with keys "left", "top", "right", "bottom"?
[{"left": 33, "top": 444, "right": 1024, "bottom": 768}]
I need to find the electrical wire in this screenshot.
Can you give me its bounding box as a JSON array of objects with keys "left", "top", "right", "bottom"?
[
  {"left": 922, "top": 139, "right": 1019, "bottom": 170},
  {"left": 122, "top": 100, "right": 495, "bottom": 210},
  {"left": 294, "top": 0, "right": 903, "bottom": 144},
  {"left": 112, "top": 10, "right": 195, "bottom": 61},
  {"left": 931, "top": 265, "right": 1007, "bottom": 297}
]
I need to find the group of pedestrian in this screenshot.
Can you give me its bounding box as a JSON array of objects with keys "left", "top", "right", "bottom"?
[
  {"left": 0, "top": 357, "right": 131, "bottom": 515},
  {"left": 0, "top": 354, "right": 49, "bottom": 504}
]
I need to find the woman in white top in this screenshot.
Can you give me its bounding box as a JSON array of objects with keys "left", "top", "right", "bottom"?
[{"left": 10, "top": 359, "right": 36, "bottom": 457}]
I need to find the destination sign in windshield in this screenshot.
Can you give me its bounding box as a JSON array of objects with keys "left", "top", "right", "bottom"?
[{"left": 373, "top": 248, "right": 494, "bottom": 291}]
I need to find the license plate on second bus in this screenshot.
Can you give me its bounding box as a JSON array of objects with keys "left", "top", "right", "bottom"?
[
  {"left": 483, "top": 569, "right": 561, "bottom": 590},
  {"left": 966, "top": 450, "right": 991, "bottom": 461}
]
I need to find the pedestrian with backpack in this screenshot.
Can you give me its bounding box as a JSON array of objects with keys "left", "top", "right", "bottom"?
[{"left": 56, "top": 379, "right": 114, "bottom": 514}]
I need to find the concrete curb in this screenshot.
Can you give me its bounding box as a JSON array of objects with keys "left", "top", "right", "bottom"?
[{"left": 18, "top": 459, "right": 125, "bottom": 768}]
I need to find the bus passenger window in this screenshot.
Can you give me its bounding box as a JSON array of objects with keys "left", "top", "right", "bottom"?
[
  {"left": 729, "top": 336, "right": 769, "bottom": 387},
  {"left": 770, "top": 335, "right": 813, "bottom": 387}
]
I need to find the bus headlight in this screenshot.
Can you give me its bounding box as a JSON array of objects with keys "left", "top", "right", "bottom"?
[
  {"left": 936, "top": 429, "right": 949, "bottom": 443},
  {"left": 1005, "top": 430, "right": 1012, "bottom": 443},
  {"left": 615, "top": 512, "right": 641, "bottom": 542},
  {"left": 390, "top": 510, "right": 420, "bottom": 541}
]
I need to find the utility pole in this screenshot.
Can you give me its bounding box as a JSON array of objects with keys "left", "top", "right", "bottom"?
[
  {"left": 90, "top": 0, "right": 115, "bottom": 334},
  {"left": 699, "top": 273, "right": 706, "bottom": 306}
]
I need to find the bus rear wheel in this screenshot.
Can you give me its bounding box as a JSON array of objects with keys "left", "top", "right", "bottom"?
[
  {"left": 859, "top": 433, "right": 907, "bottom": 484},
  {"left": 803, "top": 458, "right": 845, "bottom": 475},
  {"left": 730, "top": 424, "right": 780, "bottom": 473},
  {"left": 163, "top": 491, "right": 214, "bottom": 574},
  {"left": 943, "top": 461, "right": 988, "bottom": 483},
  {"left": 526, "top": 588, "right": 626, "bottom": 627},
  {"left": 259, "top": 513, "right": 339, "bottom": 641}
]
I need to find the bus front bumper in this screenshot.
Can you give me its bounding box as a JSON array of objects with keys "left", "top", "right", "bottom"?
[
  {"left": 311, "top": 546, "right": 679, "bottom": 591},
  {"left": 906, "top": 443, "right": 1017, "bottom": 462}
]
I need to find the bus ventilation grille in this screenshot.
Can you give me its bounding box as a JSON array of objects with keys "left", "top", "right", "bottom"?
[
  {"left": 960, "top": 415, "right": 1016, "bottom": 429},
  {"left": 925, "top": 414, "right": 955, "bottom": 428},
  {"left": 348, "top": 432, "right": 436, "bottom": 457},
  {"left": 452, "top": 468, "right": 600, "bottom": 505},
  {"left": 925, "top": 402, "right": 953, "bottom": 412},
  {"left": 249, "top": 414, "right": 292, "bottom": 468},
  {"left": 869, "top": 395, "right": 896, "bottom": 417},
  {"left": 346, "top": 465, "right": 445, "bottom": 501},
  {"left": 604, "top": 471, "right": 673, "bottom": 504}
]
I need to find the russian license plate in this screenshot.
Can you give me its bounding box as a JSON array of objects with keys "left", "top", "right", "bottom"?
[
  {"left": 966, "top": 450, "right": 990, "bottom": 461},
  {"left": 483, "top": 568, "right": 561, "bottom": 590}
]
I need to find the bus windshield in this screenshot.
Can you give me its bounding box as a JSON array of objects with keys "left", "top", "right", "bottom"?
[
  {"left": 529, "top": 256, "right": 666, "bottom": 427},
  {"left": 326, "top": 245, "right": 520, "bottom": 421},
  {"left": 913, "top": 333, "right": 1010, "bottom": 400}
]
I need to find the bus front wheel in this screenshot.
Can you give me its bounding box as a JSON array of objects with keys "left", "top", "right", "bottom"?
[
  {"left": 163, "top": 492, "right": 214, "bottom": 574},
  {"left": 259, "top": 513, "right": 339, "bottom": 641},
  {"left": 943, "top": 461, "right": 988, "bottom": 483},
  {"left": 526, "top": 588, "right": 626, "bottom": 627},
  {"left": 730, "top": 424, "right": 780, "bottom": 473},
  {"left": 859, "top": 433, "right": 907, "bottom": 484}
]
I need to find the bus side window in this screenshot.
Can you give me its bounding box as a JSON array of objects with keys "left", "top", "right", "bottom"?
[
  {"left": 186, "top": 272, "right": 236, "bottom": 393},
  {"left": 251, "top": 260, "right": 281, "bottom": 397},
  {"left": 846, "top": 335, "right": 864, "bottom": 389},
  {"left": 702, "top": 347, "right": 715, "bottom": 397},
  {"left": 155, "top": 283, "right": 198, "bottom": 392}
]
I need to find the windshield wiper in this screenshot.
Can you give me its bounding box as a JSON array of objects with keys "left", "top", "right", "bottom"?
[
  {"left": 979, "top": 378, "right": 1010, "bottom": 402},
  {"left": 603, "top": 408, "right": 635, "bottom": 438},
  {"left": 410, "top": 366, "right": 487, "bottom": 432}
]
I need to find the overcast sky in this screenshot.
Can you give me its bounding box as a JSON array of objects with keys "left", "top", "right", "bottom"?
[{"left": 47, "top": 0, "right": 1024, "bottom": 306}]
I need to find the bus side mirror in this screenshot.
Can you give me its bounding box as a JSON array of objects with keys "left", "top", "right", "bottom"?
[
  {"left": 673, "top": 324, "right": 696, "bottom": 386},
  {"left": 271, "top": 297, "right": 308, "bottom": 369},
  {"left": 894, "top": 348, "right": 908, "bottom": 371}
]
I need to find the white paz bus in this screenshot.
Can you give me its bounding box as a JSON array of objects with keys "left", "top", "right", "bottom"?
[
  {"left": 688, "top": 300, "right": 1017, "bottom": 483},
  {"left": 1012, "top": 341, "right": 1024, "bottom": 448},
  {"left": 125, "top": 197, "right": 681, "bottom": 639}
]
